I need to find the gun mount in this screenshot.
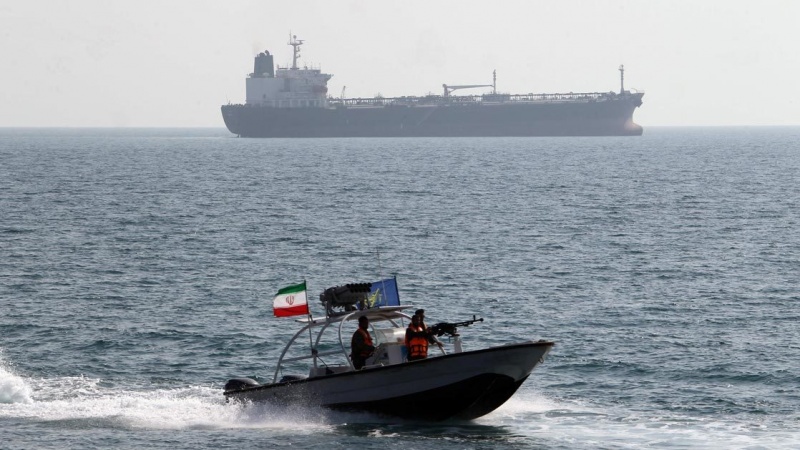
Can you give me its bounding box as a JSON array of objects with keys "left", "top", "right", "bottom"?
[
  {"left": 430, "top": 315, "right": 484, "bottom": 337},
  {"left": 320, "top": 283, "right": 372, "bottom": 317}
]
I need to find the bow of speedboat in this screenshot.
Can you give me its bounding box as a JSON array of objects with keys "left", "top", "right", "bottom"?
[{"left": 322, "top": 340, "right": 554, "bottom": 420}]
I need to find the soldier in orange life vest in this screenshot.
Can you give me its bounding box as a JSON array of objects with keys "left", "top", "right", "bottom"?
[
  {"left": 405, "top": 314, "right": 430, "bottom": 361},
  {"left": 414, "top": 309, "right": 444, "bottom": 352},
  {"left": 351, "top": 316, "right": 375, "bottom": 370}
]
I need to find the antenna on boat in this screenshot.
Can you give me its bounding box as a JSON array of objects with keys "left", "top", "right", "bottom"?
[
  {"left": 376, "top": 248, "right": 383, "bottom": 281},
  {"left": 288, "top": 33, "right": 304, "bottom": 70},
  {"left": 619, "top": 64, "right": 625, "bottom": 94}
]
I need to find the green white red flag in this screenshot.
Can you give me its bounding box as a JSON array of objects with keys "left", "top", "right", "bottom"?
[{"left": 273, "top": 282, "right": 309, "bottom": 317}]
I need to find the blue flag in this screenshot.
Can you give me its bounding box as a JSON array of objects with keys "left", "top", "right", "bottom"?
[{"left": 368, "top": 277, "right": 400, "bottom": 307}]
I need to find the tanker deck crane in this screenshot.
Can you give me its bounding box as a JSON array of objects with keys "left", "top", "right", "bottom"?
[{"left": 442, "top": 70, "right": 497, "bottom": 97}]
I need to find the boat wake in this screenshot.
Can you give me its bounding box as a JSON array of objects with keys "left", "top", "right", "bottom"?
[
  {"left": 481, "top": 388, "right": 800, "bottom": 449},
  {"left": 0, "top": 357, "right": 32, "bottom": 404},
  {"left": 0, "top": 358, "right": 334, "bottom": 431}
]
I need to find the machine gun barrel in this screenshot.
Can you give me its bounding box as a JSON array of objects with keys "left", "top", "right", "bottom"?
[{"left": 429, "top": 315, "right": 484, "bottom": 337}]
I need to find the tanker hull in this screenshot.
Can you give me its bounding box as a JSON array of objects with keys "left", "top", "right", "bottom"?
[{"left": 221, "top": 95, "right": 644, "bottom": 138}]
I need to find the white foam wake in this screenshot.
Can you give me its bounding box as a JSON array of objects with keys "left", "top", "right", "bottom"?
[
  {"left": 0, "top": 380, "right": 334, "bottom": 431},
  {"left": 0, "top": 356, "right": 33, "bottom": 404},
  {"left": 0, "top": 357, "right": 331, "bottom": 431},
  {"left": 481, "top": 388, "right": 800, "bottom": 449}
]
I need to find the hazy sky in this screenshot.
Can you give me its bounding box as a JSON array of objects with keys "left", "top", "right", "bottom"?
[{"left": 1, "top": 0, "right": 798, "bottom": 127}]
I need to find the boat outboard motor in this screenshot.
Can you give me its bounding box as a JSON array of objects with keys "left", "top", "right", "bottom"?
[{"left": 224, "top": 377, "right": 260, "bottom": 393}]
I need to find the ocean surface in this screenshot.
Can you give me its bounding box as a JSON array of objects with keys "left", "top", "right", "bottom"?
[{"left": 1, "top": 127, "right": 798, "bottom": 449}]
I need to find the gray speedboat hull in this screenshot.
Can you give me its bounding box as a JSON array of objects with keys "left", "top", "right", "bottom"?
[{"left": 225, "top": 340, "right": 554, "bottom": 421}]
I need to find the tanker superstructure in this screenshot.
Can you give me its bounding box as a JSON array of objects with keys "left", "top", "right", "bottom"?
[{"left": 221, "top": 35, "right": 644, "bottom": 137}]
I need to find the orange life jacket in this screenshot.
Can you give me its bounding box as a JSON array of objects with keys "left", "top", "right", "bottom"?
[
  {"left": 406, "top": 325, "right": 428, "bottom": 359},
  {"left": 354, "top": 328, "right": 374, "bottom": 357}
]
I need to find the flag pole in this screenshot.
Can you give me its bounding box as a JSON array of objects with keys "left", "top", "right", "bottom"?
[
  {"left": 304, "top": 278, "right": 317, "bottom": 369},
  {"left": 376, "top": 248, "right": 383, "bottom": 281},
  {"left": 395, "top": 275, "right": 404, "bottom": 326},
  {"left": 394, "top": 275, "right": 400, "bottom": 305},
  {"left": 377, "top": 247, "right": 388, "bottom": 309}
]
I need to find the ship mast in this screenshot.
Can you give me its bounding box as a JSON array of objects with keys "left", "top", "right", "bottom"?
[
  {"left": 619, "top": 64, "right": 625, "bottom": 94},
  {"left": 288, "top": 33, "right": 304, "bottom": 69}
]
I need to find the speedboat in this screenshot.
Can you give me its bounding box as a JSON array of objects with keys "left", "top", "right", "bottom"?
[{"left": 223, "top": 280, "right": 554, "bottom": 421}]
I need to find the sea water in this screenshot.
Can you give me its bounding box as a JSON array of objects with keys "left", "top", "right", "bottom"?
[{"left": 1, "top": 127, "right": 798, "bottom": 449}]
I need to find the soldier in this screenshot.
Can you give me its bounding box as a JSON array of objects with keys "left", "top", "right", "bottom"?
[{"left": 350, "top": 316, "right": 375, "bottom": 370}]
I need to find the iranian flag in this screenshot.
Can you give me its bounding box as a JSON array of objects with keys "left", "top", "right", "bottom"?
[{"left": 273, "top": 282, "right": 309, "bottom": 317}]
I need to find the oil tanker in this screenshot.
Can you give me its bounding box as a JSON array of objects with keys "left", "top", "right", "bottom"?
[{"left": 221, "top": 36, "right": 644, "bottom": 137}]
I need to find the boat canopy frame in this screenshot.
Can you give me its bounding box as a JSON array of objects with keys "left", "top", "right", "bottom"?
[{"left": 272, "top": 306, "right": 413, "bottom": 383}]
